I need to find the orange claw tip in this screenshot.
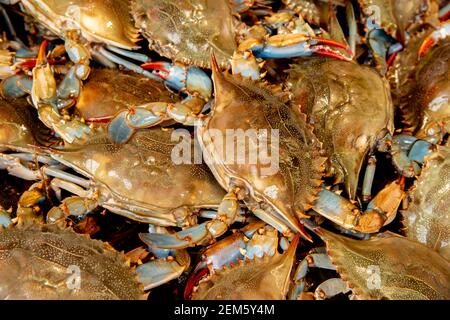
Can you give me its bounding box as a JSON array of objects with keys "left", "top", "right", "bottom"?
[
  {"left": 419, "top": 21, "right": 450, "bottom": 58},
  {"left": 418, "top": 38, "right": 434, "bottom": 58},
  {"left": 314, "top": 47, "right": 353, "bottom": 61},
  {"left": 298, "top": 223, "right": 313, "bottom": 243},
  {"left": 140, "top": 62, "right": 168, "bottom": 71},
  {"left": 386, "top": 51, "right": 398, "bottom": 67},
  {"left": 288, "top": 233, "right": 301, "bottom": 252},
  {"left": 36, "top": 40, "right": 49, "bottom": 65},
  {"left": 312, "top": 37, "right": 354, "bottom": 57}
]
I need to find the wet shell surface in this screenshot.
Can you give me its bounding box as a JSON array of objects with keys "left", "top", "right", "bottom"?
[{"left": 0, "top": 224, "right": 145, "bottom": 299}]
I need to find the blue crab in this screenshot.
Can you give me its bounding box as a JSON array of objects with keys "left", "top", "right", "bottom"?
[
  {"left": 0, "top": 0, "right": 166, "bottom": 144},
  {"left": 0, "top": 223, "right": 146, "bottom": 299},
  {"left": 187, "top": 222, "right": 450, "bottom": 300},
  {"left": 386, "top": 21, "right": 449, "bottom": 176},
  {"left": 401, "top": 145, "right": 450, "bottom": 261},
  {"left": 286, "top": 57, "right": 407, "bottom": 233},
  {"left": 189, "top": 232, "right": 301, "bottom": 300},
  {"left": 293, "top": 226, "right": 450, "bottom": 300},
  {"left": 132, "top": 0, "right": 353, "bottom": 80},
  {"left": 357, "top": 0, "right": 443, "bottom": 73},
  {"left": 0, "top": 97, "right": 253, "bottom": 289},
  {"left": 140, "top": 52, "right": 405, "bottom": 254}
]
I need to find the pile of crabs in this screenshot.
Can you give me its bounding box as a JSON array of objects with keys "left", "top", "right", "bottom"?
[{"left": 0, "top": 0, "right": 448, "bottom": 300}]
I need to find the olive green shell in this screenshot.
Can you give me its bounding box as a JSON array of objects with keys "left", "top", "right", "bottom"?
[{"left": 0, "top": 224, "right": 145, "bottom": 300}]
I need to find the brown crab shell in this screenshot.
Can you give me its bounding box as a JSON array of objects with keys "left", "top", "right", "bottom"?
[
  {"left": 46, "top": 128, "right": 226, "bottom": 226},
  {"left": 197, "top": 54, "right": 326, "bottom": 237},
  {"left": 387, "top": 27, "right": 434, "bottom": 132},
  {"left": 76, "top": 68, "right": 178, "bottom": 121},
  {"left": 0, "top": 97, "right": 50, "bottom": 150},
  {"left": 317, "top": 227, "right": 450, "bottom": 300},
  {"left": 0, "top": 224, "right": 146, "bottom": 300},
  {"left": 20, "top": 0, "right": 140, "bottom": 49},
  {"left": 131, "top": 0, "right": 237, "bottom": 68},
  {"left": 357, "top": 0, "right": 438, "bottom": 43},
  {"left": 401, "top": 145, "right": 450, "bottom": 260},
  {"left": 410, "top": 38, "right": 450, "bottom": 140},
  {"left": 287, "top": 58, "right": 394, "bottom": 200}
]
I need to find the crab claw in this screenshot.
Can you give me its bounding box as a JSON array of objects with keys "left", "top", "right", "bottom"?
[
  {"left": 31, "top": 40, "right": 57, "bottom": 107},
  {"left": 313, "top": 180, "right": 404, "bottom": 234},
  {"left": 141, "top": 61, "right": 212, "bottom": 99},
  {"left": 136, "top": 249, "right": 190, "bottom": 290},
  {"left": 418, "top": 21, "right": 450, "bottom": 58},
  {"left": 245, "top": 34, "right": 353, "bottom": 61},
  {"left": 391, "top": 135, "right": 435, "bottom": 177}
]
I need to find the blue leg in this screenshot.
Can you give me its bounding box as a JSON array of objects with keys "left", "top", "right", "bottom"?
[
  {"left": 312, "top": 180, "right": 404, "bottom": 234},
  {"left": 362, "top": 156, "right": 376, "bottom": 202},
  {"left": 139, "top": 191, "right": 239, "bottom": 249}
]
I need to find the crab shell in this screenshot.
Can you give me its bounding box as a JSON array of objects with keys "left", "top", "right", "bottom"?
[
  {"left": 317, "top": 227, "right": 450, "bottom": 300},
  {"left": 358, "top": 0, "right": 439, "bottom": 43},
  {"left": 19, "top": 0, "right": 140, "bottom": 49},
  {"left": 410, "top": 37, "right": 450, "bottom": 141},
  {"left": 76, "top": 68, "right": 178, "bottom": 121},
  {"left": 131, "top": 0, "right": 237, "bottom": 68},
  {"left": 401, "top": 145, "right": 450, "bottom": 260},
  {"left": 287, "top": 58, "right": 394, "bottom": 200},
  {"left": 387, "top": 27, "right": 434, "bottom": 132},
  {"left": 197, "top": 54, "right": 325, "bottom": 236},
  {"left": 282, "top": 0, "right": 346, "bottom": 26},
  {"left": 282, "top": 0, "right": 323, "bottom": 25},
  {"left": 45, "top": 128, "right": 226, "bottom": 226},
  {"left": 0, "top": 224, "right": 145, "bottom": 299},
  {"left": 0, "top": 97, "right": 50, "bottom": 151},
  {"left": 191, "top": 234, "right": 299, "bottom": 300}
]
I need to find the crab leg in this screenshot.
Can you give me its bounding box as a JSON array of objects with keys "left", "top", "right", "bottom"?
[
  {"left": 96, "top": 46, "right": 158, "bottom": 81},
  {"left": 137, "top": 252, "right": 190, "bottom": 290},
  {"left": 16, "top": 181, "right": 47, "bottom": 225},
  {"left": 252, "top": 207, "right": 296, "bottom": 238},
  {"left": 107, "top": 96, "right": 206, "bottom": 144},
  {"left": 105, "top": 62, "right": 211, "bottom": 144},
  {"left": 0, "top": 204, "right": 11, "bottom": 227},
  {"left": 141, "top": 62, "right": 212, "bottom": 99},
  {"left": 314, "top": 278, "right": 351, "bottom": 300},
  {"left": 362, "top": 156, "right": 376, "bottom": 202},
  {"left": 289, "top": 249, "right": 336, "bottom": 300},
  {"left": 185, "top": 221, "right": 287, "bottom": 299},
  {"left": 199, "top": 207, "right": 249, "bottom": 224},
  {"left": 231, "top": 33, "right": 353, "bottom": 79},
  {"left": 440, "top": 5, "right": 450, "bottom": 21},
  {"left": 418, "top": 21, "right": 450, "bottom": 57},
  {"left": 31, "top": 40, "right": 91, "bottom": 144},
  {"left": 138, "top": 191, "right": 240, "bottom": 250},
  {"left": 312, "top": 179, "right": 404, "bottom": 233},
  {"left": 0, "top": 152, "right": 65, "bottom": 181},
  {"left": 389, "top": 135, "right": 435, "bottom": 177},
  {"left": 136, "top": 226, "right": 191, "bottom": 290},
  {"left": 1, "top": 75, "right": 29, "bottom": 99},
  {"left": 245, "top": 34, "right": 353, "bottom": 60},
  {"left": 346, "top": 1, "right": 358, "bottom": 56}
]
